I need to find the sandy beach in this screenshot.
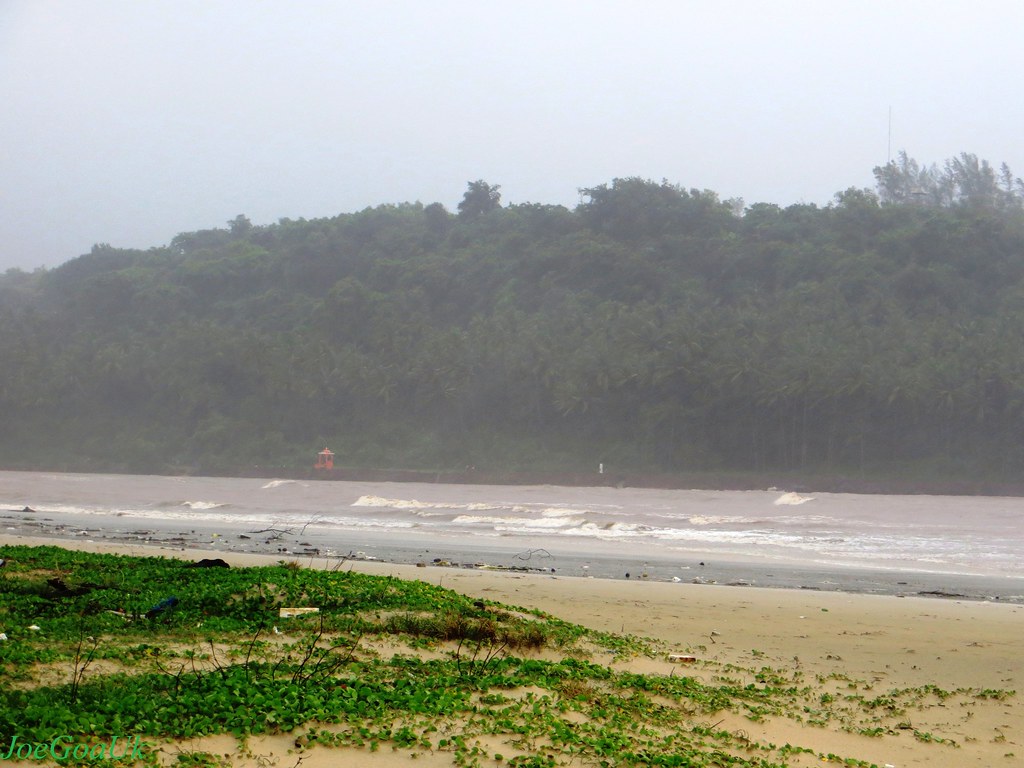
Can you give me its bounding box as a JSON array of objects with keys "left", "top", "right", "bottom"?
[{"left": 2, "top": 533, "right": 1021, "bottom": 767}]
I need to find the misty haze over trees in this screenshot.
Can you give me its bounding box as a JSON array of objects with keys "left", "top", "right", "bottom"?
[{"left": 2, "top": 152, "right": 1024, "bottom": 481}]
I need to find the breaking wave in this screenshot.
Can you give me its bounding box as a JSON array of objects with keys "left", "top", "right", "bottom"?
[
  {"left": 352, "top": 495, "right": 605, "bottom": 519},
  {"left": 454, "top": 514, "right": 584, "bottom": 530},
  {"left": 688, "top": 515, "right": 762, "bottom": 525},
  {"left": 774, "top": 492, "right": 815, "bottom": 506}
]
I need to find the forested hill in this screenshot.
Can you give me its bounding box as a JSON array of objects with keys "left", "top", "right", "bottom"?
[{"left": 4, "top": 153, "right": 1024, "bottom": 482}]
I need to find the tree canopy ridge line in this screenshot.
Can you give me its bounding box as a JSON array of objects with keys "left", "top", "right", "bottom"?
[{"left": 2, "top": 154, "right": 1024, "bottom": 479}]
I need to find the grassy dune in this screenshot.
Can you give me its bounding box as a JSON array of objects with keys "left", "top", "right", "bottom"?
[{"left": 0, "top": 545, "right": 1014, "bottom": 767}]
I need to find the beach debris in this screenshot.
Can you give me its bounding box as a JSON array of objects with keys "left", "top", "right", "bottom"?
[
  {"left": 671, "top": 576, "right": 681, "bottom": 582},
  {"left": 347, "top": 551, "right": 380, "bottom": 561},
  {"left": 187, "top": 558, "right": 230, "bottom": 569},
  {"left": 272, "top": 626, "right": 282, "bottom": 634},
  {"left": 22, "top": 506, "right": 36, "bottom": 513},
  {"left": 513, "top": 548, "right": 552, "bottom": 562},
  {"left": 252, "top": 525, "right": 297, "bottom": 542},
  {"left": 279, "top": 607, "right": 319, "bottom": 618},
  {"left": 28, "top": 625, "right": 41, "bottom": 631},
  {"left": 668, "top": 654, "right": 697, "bottom": 664},
  {"left": 426, "top": 557, "right": 551, "bottom": 574},
  {"left": 0, "top": 558, "right": 5, "bottom": 568},
  {"left": 0, "top": 633, "right": 6, "bottom": 641},
  {"left": 145, "top": 596, "right": 179, "bottom": 619}
]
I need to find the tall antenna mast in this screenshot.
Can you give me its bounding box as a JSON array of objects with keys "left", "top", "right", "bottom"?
[{"left": 887, "top": 106, "right": 892, "bottom": 164}]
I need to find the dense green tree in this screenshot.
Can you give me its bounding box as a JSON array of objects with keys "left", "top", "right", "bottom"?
[
  {"left": 457, "top": 180, "right": 502, "bottom": 218},
  {"left": 228, "top": 214, "right": 254, "bottom": 236},
  {"left": 3, "top": 155, "right": 1024, "bottom": 480},
  {"left": 874, "top": 150, "right": 1023, "bottom": 211}
]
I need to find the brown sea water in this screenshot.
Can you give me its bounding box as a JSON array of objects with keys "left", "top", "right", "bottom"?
[{"left": 2, "top": 470, "right": 1022, "bottom": 600}]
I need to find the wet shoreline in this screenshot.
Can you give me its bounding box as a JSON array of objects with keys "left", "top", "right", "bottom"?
[{"left": 4, "top": 504, "right": 1023, "bottom": 605}]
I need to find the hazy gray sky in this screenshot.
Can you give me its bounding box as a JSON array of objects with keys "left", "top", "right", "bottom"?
[{"left": 2, "top": 0, "right": 1022, "bottom": 271}]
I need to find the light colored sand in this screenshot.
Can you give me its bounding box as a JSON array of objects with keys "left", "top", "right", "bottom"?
[{"left": 3, "top": 535, "right": 1022, "bottom": 767}]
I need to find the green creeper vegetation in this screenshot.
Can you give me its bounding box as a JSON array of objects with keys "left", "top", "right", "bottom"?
[
  {"left": 0, "top": 545, "right": 1014, "bottom": 766},
  {"left": 3, "top": 153, "right": 1024, "bottom": 481}
]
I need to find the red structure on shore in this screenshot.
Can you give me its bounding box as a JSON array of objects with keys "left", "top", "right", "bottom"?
[{"left": 314, "top": 447, "right": 334, "bottom": 470}]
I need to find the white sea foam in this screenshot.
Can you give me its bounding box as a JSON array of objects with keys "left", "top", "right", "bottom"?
[
  {"left": 181, "top": 501, "right": 227, "bottom": 510},
  {"left": 353, "top": 495, "right": 600, "bottom": 518},
  {"left": 352, "top": 495, "right": 401, "bottom": 508},
  {"left": 109, "top": 509, "right": 285, "bottom": 524},
  {"left": 561, "top": 522, "right": 643, "bottom": 540},
  {"left": 773, "top": 492, "right": 814, "bottom": 506},
  {"left": 541, "top": 507, "right": 581, "bottom": 517},
  {"left": 2, "top": 503, "right": 97, "bottom": 515},
  {"left": 314, "top": 516, "right": 416, "bottom": 530},
  {"left": 356, "top": 495, "right": 516, "bottom": 513},
  {"left": 773, "top": 515, "right": 833, "bottom": 524},
  {"left": 261, "top": 479, "right": 296, "bottom": 489},
  {"left": 688, "top": 515, "right": 763, "bottom": 525},
  {"left": 353, "top": 495, "right": 455, "bottom": 511},
  {"left": 455, "top": 514, "right": 583, "bottom": 530}
]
